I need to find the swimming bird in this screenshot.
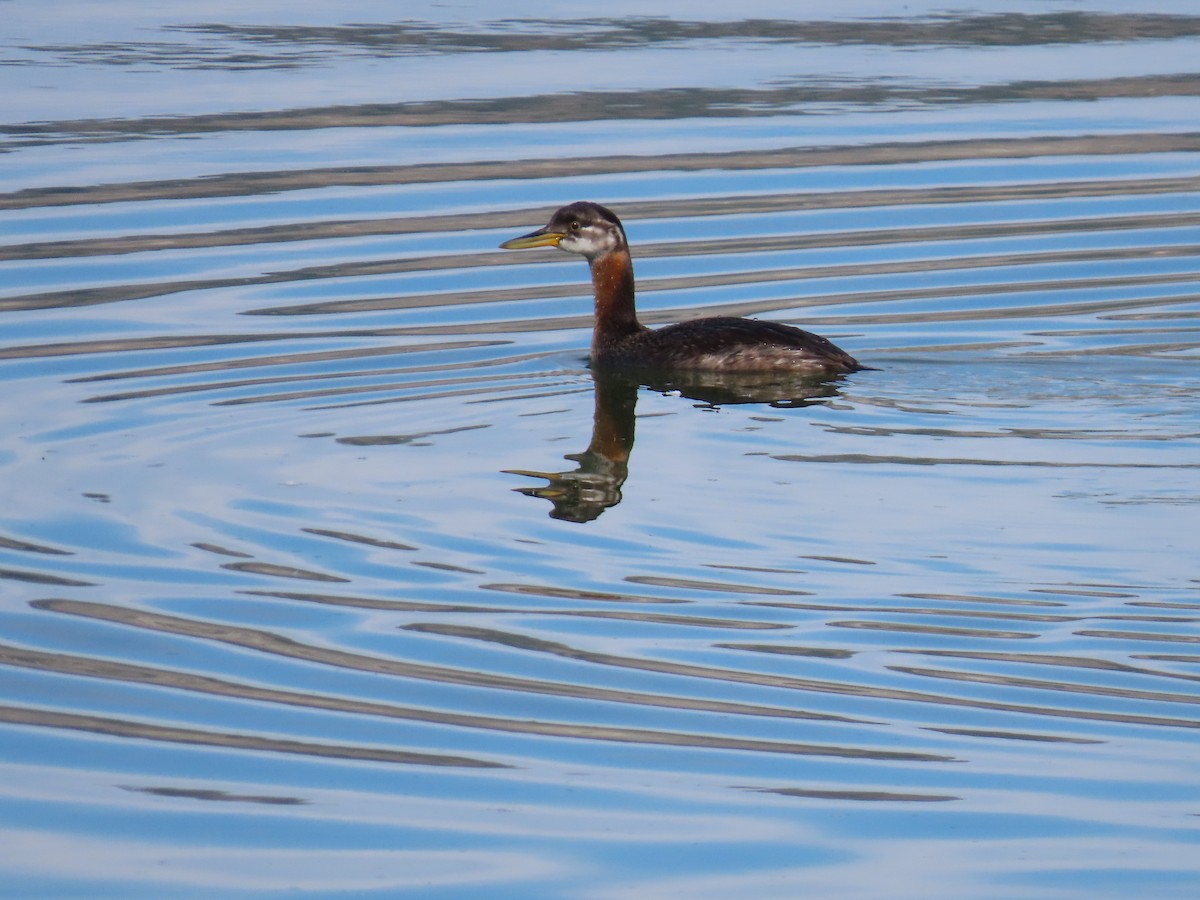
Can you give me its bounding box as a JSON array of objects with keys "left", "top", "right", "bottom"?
[{"left": 500, "top": 201, "right": 862, "bottom": 374}]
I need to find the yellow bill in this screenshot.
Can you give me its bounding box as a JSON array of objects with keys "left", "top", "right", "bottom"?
[{"left": 499, "top": 229, "right": 563, "bottom": 250}]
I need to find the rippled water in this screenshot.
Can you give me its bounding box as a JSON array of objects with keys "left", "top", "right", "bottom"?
[{"left": 3, "top": 2, "right": 1199, "bottom": 897}]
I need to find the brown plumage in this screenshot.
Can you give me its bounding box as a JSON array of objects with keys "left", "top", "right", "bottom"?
[{"left": 501, "top": 201, "right": 863, "bottom": 374}]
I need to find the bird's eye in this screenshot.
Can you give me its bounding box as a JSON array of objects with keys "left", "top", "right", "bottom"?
[{"left": 569, "top": 221, "right": 581, "bottom": 232}]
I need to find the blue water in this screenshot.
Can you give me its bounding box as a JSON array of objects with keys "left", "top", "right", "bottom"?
[{"left": 2, "top": 2, "right": 1199, "bottom": 897}]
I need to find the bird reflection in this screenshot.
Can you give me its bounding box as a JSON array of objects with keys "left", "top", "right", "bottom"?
[{"left": 508, "top": 368, "right": 847, "bottom": 522}]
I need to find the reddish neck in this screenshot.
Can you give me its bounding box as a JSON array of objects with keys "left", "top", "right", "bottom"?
[{"left": 588, "top": 249, "right": 645, "bottom": 353}]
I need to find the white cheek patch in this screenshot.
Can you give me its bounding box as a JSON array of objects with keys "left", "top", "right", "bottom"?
[
  {"left": 559, "top": 225, "right": 623, "bottom": 258},
  {"left": 585, "top": 227, "right": 619, "bottom": 254}
]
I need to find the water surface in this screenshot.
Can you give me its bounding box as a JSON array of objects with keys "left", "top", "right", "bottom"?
[{"left": 2, "top": 2, "right": 1199, "bottom": 897}]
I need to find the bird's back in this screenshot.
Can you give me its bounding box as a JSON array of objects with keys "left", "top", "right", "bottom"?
[{"left": 593, "top": 316, "right": 860, "bottom": 374}]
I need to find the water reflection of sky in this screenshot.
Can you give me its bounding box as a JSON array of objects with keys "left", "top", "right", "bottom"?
[
  {"left": 3, "top": 1, "right": 1200, "bottom": 897},
  {"left": 5, "top": 5, "right": 1200, "bottom": 124}
]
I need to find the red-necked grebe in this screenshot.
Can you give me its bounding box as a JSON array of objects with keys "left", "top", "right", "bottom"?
[{"left": 500, "top": 201, "right": 862, "bottom": 374}]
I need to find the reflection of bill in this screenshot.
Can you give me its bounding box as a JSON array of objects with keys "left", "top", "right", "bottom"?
[{"left": 507, "top": 369, "right": 845, "bottom": 522}]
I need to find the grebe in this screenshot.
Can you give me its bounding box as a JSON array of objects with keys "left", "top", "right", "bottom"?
[{"left": 500, "top": 201, "right": 862, "bottom": 374}]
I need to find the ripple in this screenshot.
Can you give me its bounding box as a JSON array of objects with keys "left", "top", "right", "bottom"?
[
  {"left": 3, "top": 11, "right": 1200, "bottom": 893},
  {"left": 26, "top": 599, "right": 899, "bottom": 742},
  {"left": 0, "top": 702, "right": 505, "bottom": 768}
]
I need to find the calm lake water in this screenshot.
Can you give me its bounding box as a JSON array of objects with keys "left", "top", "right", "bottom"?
[{"left": 2, "top": 2, "right": 1199, "bottom": 897}]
